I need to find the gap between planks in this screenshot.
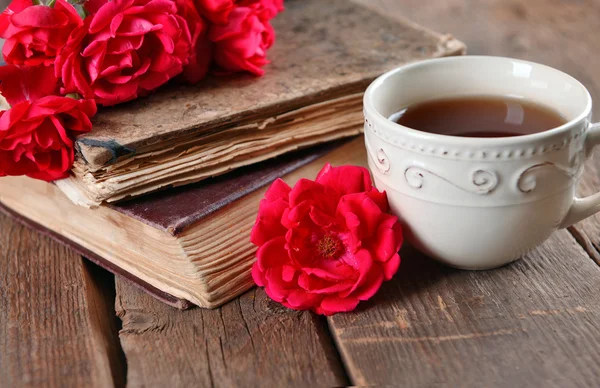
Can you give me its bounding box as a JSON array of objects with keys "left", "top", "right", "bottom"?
[
  {"left": 113, "top": 281, "right": 350, "bottom": 388},
  {"left": 0, "top": 214, "right": 127, "bottom": 388},
  {"left": 82, "top": 261, "right": 128, "bottom": 388}
]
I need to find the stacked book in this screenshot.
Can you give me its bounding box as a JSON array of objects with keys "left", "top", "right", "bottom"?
[{"left": 0, "top": 0, "right": 464, "bottom": 309}]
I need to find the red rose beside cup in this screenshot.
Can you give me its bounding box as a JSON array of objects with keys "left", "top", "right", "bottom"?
[{"left": 251, "top": 164, "right": 403, "bottom": 315}]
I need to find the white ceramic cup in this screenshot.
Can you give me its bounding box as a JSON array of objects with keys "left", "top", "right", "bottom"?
[{"left": 363, "top": 56, "right": 600, "bottom": 270}]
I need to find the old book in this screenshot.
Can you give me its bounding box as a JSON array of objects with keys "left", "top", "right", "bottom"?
[
  {"left": 0, "top": 138, "right": 369, "bottom": 309},
  {"left": 57, "top": 0, "right": 465, "bottom": 207}
]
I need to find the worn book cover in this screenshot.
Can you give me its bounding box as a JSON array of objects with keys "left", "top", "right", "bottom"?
[{"left": 57, "top": 0, "right": 465, "bottom": 206}]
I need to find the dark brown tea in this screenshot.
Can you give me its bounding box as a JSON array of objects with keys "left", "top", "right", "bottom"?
[{"left": 390, "top": 96, "right": 566, "bottom": 138}]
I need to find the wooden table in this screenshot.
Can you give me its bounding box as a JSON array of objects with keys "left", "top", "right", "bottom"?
[{"left": 2, "top": 1, "right": 600, "bottom": 386}]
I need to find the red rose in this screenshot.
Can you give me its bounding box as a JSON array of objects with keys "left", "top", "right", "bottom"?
[
  {"left": 0, "top": 0, "right": 82, "bottom": 66},
  {"left": 209, "top": 4, "right": 275, "bottom": 76},
  {"left": 55, "top": 0, "right": 192, "bottom": 106},
  {"left": 251, "top": 164, "right": 403, "bottom": 316},
  {"left": 0, "top": 64, "right": 96, "bottom": 181},
  {"left": 0, "top": 96, "right": 96, "bottom": 181},
  {"left": 176, "top": 0, "right": 211, "bottom": 83}
]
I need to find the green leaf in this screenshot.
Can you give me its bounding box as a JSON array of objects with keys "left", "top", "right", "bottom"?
[
  {"left": 72, "top": 2, "right": 88, "bottom": 19},
  {"left": 65, "top": 93, "right": 82, "bottom": 100}
]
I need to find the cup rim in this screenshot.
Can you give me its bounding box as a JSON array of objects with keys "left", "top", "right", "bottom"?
[{"left": 363, "top": 55, "right": 593, "bottom": 145}]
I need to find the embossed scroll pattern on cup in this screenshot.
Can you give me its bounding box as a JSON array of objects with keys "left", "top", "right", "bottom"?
[{"left": 365, "top": 128, "right": 582, "bottom": 196}]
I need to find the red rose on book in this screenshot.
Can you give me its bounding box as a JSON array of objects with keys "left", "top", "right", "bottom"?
[
  {"left": 0, "top": 96, "right": 96, "bottom": 181},
  {"left": 0, "top": 64, "right": 58, "bottom": 104},
  {"left": 209, "top": 1, "right": 280, "bottom": 76},
  {"left": 251, "top": 164, "right": 403, "bottom": 316},
  {"left": 0, "top": 0, "right": 83, "bottom": 66},
  {"left": 0, "top": 66, "right": 96, "bottom": 181},
  {"left": 55, "top": 0, "right": 192, "bottom": 106}
]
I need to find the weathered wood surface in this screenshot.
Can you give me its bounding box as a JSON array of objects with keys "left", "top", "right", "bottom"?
[
  {"left": 115, "top": 281, "right": 348, "bottom": 387},
  {"left": 329, "top": 230, "right": 600, "bottom": 386},
  {"left": 570, "top": 147, "right": 600, "bottom": 264},
  {"left": 0, "top": 214, "right": 125, "bottom": 387}
]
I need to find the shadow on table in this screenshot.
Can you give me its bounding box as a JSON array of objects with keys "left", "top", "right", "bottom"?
[{"left": 351, "top": 243, "right": 471, "bottom": 314}]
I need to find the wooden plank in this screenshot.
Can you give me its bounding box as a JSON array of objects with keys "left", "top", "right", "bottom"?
[
  {"left": 569, "top": 148, "right": 600, "bottom": 263},
  {"left": 116, "top": 279, "right": 349, "bottom": 388},
  {"left": 329, "top": 230, "right": 600, "bottom": 386},
  {"left": 0, "top": 214, "right": 125, "bottom": 387}
]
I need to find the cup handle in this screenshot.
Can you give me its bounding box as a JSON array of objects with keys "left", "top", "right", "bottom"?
[{"left": 559, "top": 122, "right": 600, "bottom": 229}]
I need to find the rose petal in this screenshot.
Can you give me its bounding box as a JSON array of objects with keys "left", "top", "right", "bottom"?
[
  {"left": 338, "top": 249, "right": 373, "bottom": 298},
  {"left": 90, "top": 0, "right": 134, "bottom": 34},
  {"left": 297, "top": 272, "right": 352, "bottom": 294},
  {"left": 373, "top": 217, "right": 403, "bottom": 262},
  {"left": 251, "top": 262, "right": 265, "bottom": 286},
  {"left": 337, "top": 193, "right": 385, "bottom": 240},
  {"left": 288, "top": 179, "right": 337, "bottom": 214},
  {"left": 264, "top": 178, "right": 291, "bottom": 202},
  {"left": 117, "top": 16, "right": 160, "bottom": 36},
  {"left": 284, "top": 289, "right": 322, "bottom": 310},
  {"left": 316, "top": 164, "right": 373, "bottom": 196},
  {"left": 281, "top": 265, "right": 296, "bottom": 282},
  {"left": 0, "top": 64, "right": 58, "bottom": 105},
  {"left": 318, "top": 296, "right": 360, "bottom": 315},
  {"left": 382, "top": 254, "right": 400, "bottom": 281},
  {"left": 350, "top": 264, "right": 384, "bottom": 301},
  {"left": 255, "top": 236, "right": 289, "bottom": 272},
  {"left": 195, "top": 0, "right": 234, "bottom": 25},
  {"left": 251, "top": 198, "right": 288, "bottom": 246},
  {"left": 11, "top": 6, "right": 69, "bottom": 29},
  {"left": 264, "top": 267, "right": 289, "bottom": 302}
]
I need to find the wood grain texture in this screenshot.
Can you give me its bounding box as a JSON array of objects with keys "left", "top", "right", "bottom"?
[
  {"left": 329, "top": 230, "right": 600, "bottom": 387},
  {"left": 0, "top": 214, "right": 125, "bottom": 388},
  {"left": 569, "top": 147, "right": 600, "bottom": 264},
  {"left": 116, "top": 280, "right": 348, "bottom": 388}
]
